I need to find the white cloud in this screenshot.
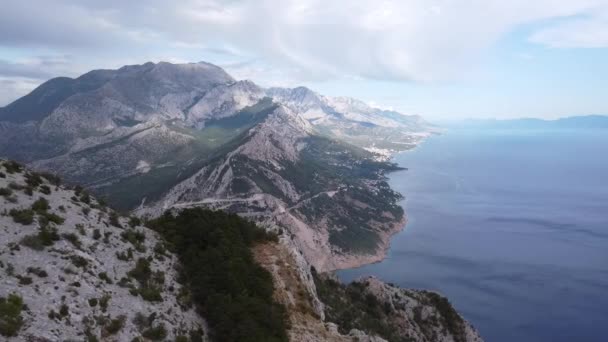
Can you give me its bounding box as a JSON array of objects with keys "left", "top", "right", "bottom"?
[
  {"left": 530, "top": 11, "right": 608, "bottom": 48},
  {"left": 1, "top": 0, "right": 608, "bottom": 102}
]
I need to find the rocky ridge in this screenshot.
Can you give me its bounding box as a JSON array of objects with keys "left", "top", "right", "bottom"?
[
  {"left": 0, "top": 161, "right": 482, "bottom": 342},
  {"left": 0, "top": 160, "right": 204, "bottom": 341},
  {"left": 0, "top": 62, "right": 483, "bottom": 341}
]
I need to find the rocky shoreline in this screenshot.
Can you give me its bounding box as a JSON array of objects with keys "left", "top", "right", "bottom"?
[{"left": 329, "top": 214, "right": 408, "bottom": 271}]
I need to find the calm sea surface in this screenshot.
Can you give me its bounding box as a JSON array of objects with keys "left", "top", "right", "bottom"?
[{"left": 337, "top": 128, "right": 608, "bottom": 342}]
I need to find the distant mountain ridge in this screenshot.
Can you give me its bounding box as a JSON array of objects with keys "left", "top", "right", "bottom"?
[{"left": 454, "top": 115, "right": 608, "bottom": 129}]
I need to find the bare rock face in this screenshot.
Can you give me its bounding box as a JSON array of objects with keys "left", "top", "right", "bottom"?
[
  {"left": 358, "top": 277, "right": 483, "bottom": 342},
  {"left": 136, "top": 103, "right": 405, "bottom": 272},
  {"left": 253, "top": 240, "right": 388, "bottom": 342},
  {"left": 266, "top": 86, "right": 435, "bottom": 154},
  {"left": 313, "top": 274, "right": 484, "bottom": 342},
  {"left": 0, "top": 160, "right": 205, "bottom": 341},
  {"left": 187, "top": 80, "right": 265, "bottom": 128}
]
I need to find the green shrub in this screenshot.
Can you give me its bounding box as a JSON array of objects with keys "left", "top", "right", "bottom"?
[
  {"left": 138, "top": 287, "right": 162, "bottom": 302},
  {"left": 3, "top": 161, "right": 23, "bottom": 174},
  {"left": 20, "top": 234, "right": 45, "bottom": 251},
  {"left": 116, "top": 248, "right": 134, "bottom": 261},
  {"left": 48, "top": 309, "right": 59, "bottom": 320},
  {"left": 38, "top": 172, "right": 61, "bottom": 186},
  {"left": 148, "top": 208, "right": 288, "bottom": 342},
  {"left": 76, "top": 224, "right": 86, "bottom": 236},
  {"left": 121, "top": 229, "right": 146, "bottom": 245},
  {"left": 17, "top": 276, "right": 33, "bottom": 285},
  {"left": 80, "top": 192, "right": 91, "bottom": 204},
  {"left": 128, "top": 258, "right": 152, "bottom": 283},
  {"left": 61, "top": 233, "right": 82, "bottom": 249},
  {"left": 0, "top": 293, "right": 24, "bottom": 337},
  {"left": 312, "top": 271, "right": 409, "bottom": 342},
  {"left": 62, "top": 233, "right": 82, "bottom": 249},
  {"left": 31, "top": 197, "right": 49, "bottom": 212},
  {"left": 127, "top": 258, "right": 163, "bottom": 302},
  {"left": 103, "top": 232, "right": 112, "bottom": 244},
  {"left": 99, "top": 294, "right": 111, "bottom": 312},
  {"left": 88, "top": 298, "right": 98, "bottom": 307},
  {"left": 73, "top": 185, "right": 84, "bottom": 195},
  {"left": 109, "top": 212, "right": 122, "bottom": 228},
  {"left": 153, "top": 242, "right": 166, "bottom": 255},
  {"left": 8, "top": 182, "right": 21, "bottom": 190},
  {"left": 0, "top": 187, "right": 12, "bottom": 197},
  {"left": 24, "top": 173, "right": 43, "bottom": 188},
  {"left": 9, "top": 209, "right": 34, "bottom": 225},
  {"left": 26, "top": 267, "right": 48, "bottom": 278},
  {"left": 142, "top": 324, "right": 167, "bottom": 341},
  {"left": 38, "top": 212, "right": 65, "bottom": 226},
  {"left": 93, "top": 229, "right": 102, "bottom": 240},
  {"left": 104, "top": 315, "right": 125, "bottom": 335},
  {"left": 70, "top": 255, "right": 88, "bottom": 268},
  {"left": 129, "top": 216, "right": 142, "bottom": 227},
  {"left": 59, "top": 304, "right": 69, "bottom": 317},
  {"left": 84, "top": 327, "right": 99, "bottom": 342},
  {"left": 99, "top": 272, "right": 113, "bottom": 284},
  {"left": 39, "top": 185, "right": 52, "bottom": 195},
  {"left": 38, "top": 227, "right": 60, "bottom": 246},
  {"left": 132, "top": 312, "right": 151, "bottom": 331}
]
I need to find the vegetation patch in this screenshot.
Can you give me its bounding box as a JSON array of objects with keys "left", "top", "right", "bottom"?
[
  {"left": 0, "top": 293, "right": 25, "bottom": 337},
  {"left": 312, "top": 270, "right": 403, "bottom": 342},
  {"left": 103, "top": 315, "right": 125, "bottom": 335},
  {"left": 108, "top": 212, "right": 122, "bottom": 228},
  {"left": 148, "top": 208, "right": 287, "bottom": 342},
  {"left": 38, "top": 212, "right": 65, "bottom": 227},
  {"left": 31, "top": 197, "right": 49, "bottom": 212},
  {"left": 0, "top": 187, "right": 12, "bottom": 197},
  {"left": 142, "top": 323, "right": 167, "bottom": 341},
  {"left": 121, "top": 229, "right": 146, "bottom": 252},
  {"left": 127, "top": 258, "right": 163, "bottom": 302},
  {"left": 62, "top": 233, "right": 82, "bottom": 249},
  {"left": 3, "top": 160, "right": 23, "bottom": 174},
  {"left": 20, "top": 227, "right": 60, "bottom": 251},
  {"left": 26, "top": 267, "right": 48, "bottom": 278},
  {"left": 9, "top": 209, "right": 34, "bottom": 225}
]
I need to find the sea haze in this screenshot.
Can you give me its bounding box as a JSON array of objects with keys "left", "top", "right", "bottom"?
[{"left": 338, "top": 125, "right": 608, "bottom": 342}]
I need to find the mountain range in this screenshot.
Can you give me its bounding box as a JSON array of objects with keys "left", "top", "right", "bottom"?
[
  {"left": 0, "top": 61, "right": 482, "bottom": 341},
  {"left": 0, "top": 61, "right": 435, "bottom": 272},
  {"left": 451, "top": 115, "right": 608, "bottom": 129}
]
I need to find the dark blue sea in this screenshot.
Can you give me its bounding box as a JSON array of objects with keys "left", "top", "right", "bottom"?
[{"left": 338, "top": 128, "right": 608, "bottom": 342}]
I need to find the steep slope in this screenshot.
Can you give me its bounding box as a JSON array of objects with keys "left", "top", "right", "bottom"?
[
  {"left": 267, "top": 86, "right": 434, "bottom": 156},
  {"left": 0, "top": 60, "right": 432, "bottom": 276},
  {"left": 0, "top": 161, "right": 484, "bottom": 342},
  {"left": 0, "top": 70, "right": 117, "bottom": 124},
  {"left": 136, "top": 104, "right": 406, "bottom": 271},
  {"left": 313, "top": 274, "right": 483, "bottom": 342},
  {"left": 0, "top": 62, "right": 235, "bottom": 163},
  {"left": 0, "top": 160, "right": 204, "bottom": 341}
]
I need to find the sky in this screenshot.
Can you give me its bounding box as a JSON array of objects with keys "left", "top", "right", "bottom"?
[{"left": 1, "top": 0, "right": 608, "bottom": 120}]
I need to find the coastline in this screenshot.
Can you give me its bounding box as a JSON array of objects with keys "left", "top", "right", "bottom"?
[
  {"left": 331, "top": 214, "right": 408, "bottom": 271},
  {"left": 329, "top": 131, "right": 439, "bottom": 272}
]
